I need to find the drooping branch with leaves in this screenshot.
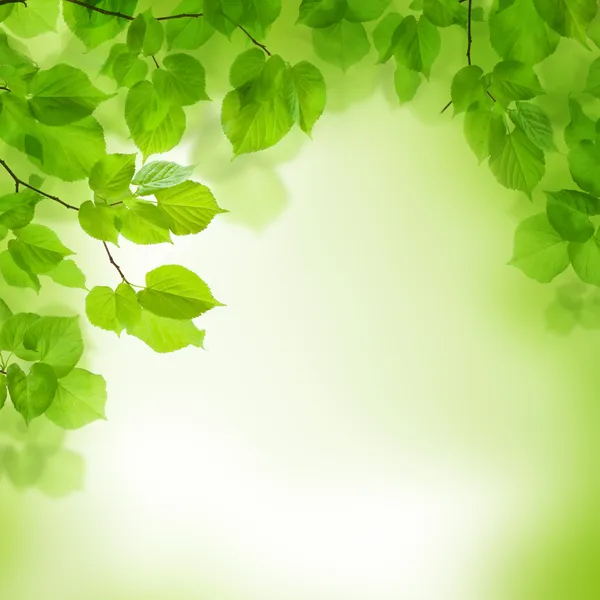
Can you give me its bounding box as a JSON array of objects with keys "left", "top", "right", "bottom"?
[{"left": 0, "top": 0, "right": 598, "bottom": 455}]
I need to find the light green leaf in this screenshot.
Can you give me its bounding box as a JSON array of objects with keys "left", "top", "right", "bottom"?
[
  {"left": 46, "top": 260, "right": 87, "bottom": 290},
  {"left": 0, "top": 312, "right": 40, "bottom": 360},
  {"left": 78, "top": 200, "right": 120, "bottom": 245},
  {"left": 99, "top": 43, "right": 129, "bottom": 78},
  {"left": 490, "top": 60, "right": 544, "bottom": 106},
  {"left": 166, "top": 0, "right": 214, "bottom": 50},
  {"left": 126, "top": 309, "right": 205, "bottom": 353},
  {"left": 0, "top": 298, "right": 12, "bottom": 328},
  {"left": 0, "top": 190, "right": 40, "bottom": 230},
  {"left": 119, "top": 199, "right": 172, "bottom": 245},
  {"left": 3, "top": 0, "right": 58, "bottom": 38},
  {"left": 345, "top": 0, "right": 391, "bottom": 22},
  {"left": 568, "top": 140, "right": 600, "bottom": 196},
  {"left": 508, "top": 101, "right": 556, "bottom": 151},
  {"left": 86, "top": 286, "right": 123, "bottom": 335},
  {"left": 489, "top": 0, "right": 560, "bottom": 65},
  {"left": 0, "top": 250, "right": 40, "bottom": 291},
  {"left": 7, "top": 363, "right": 57, "bottom": 425},
  {"left": 115, "top": 282, "right": 141, "bottom": 329},
  {"left": 239, "top": 0, "right": 281, "bottom": 39},
  {"left": 155, "top": 180, "right": 226, "bottom": 235},
  {"left": 204, "top": 0, "right": 245, "bottom": 36},
  {"left": 392, "top": 16, "right": 440, "bottom": 78},
  {"left": 585, "top": 57, "right": 600, "bottom": 97},
  {"left": 133, "top": 161, "right": 196, "bottom": 195},
  {"left": 138, "top": 264, "right": 223, "bottom": 319},
  {"left": 9, "top": 224, "right": 73, "bottom": 275},
  {"left": 564, "top": 98, "right": 595, "bottom": 149},
  {"left": 312, "top": 20, "right": 371, "bottom": 71},
  {"left": 289, "top": 61, "right": 326, "bottom": 135},
  {"left": 509, "top": 213, "right": 569, "bottom": 283},
  {"left": 546, "top": 189, "right": 600, "bottom": 242},
  {"left": 372, "top": 12, "right": 403, "bottom": 63},
  {"left": 89, "top": 153, "right": 136, "bottom": 202},
  {"left": 450, "top": 65, "right": 487, "bottom": 115},
  {"left": 570, "top": 230, "right": 600, "bottom": 285},
  {"left": 153, "top": 53, "right": 210, "bottom": 106},
  {"left": 298, "top": 0, "right": 347, "bottom": 28},
  {"left": 422, "top": 0, "right": 467, "bottom": 27},
  {"left": 28, "top": 64, "right": 111, "bottom": 126},
  {"left": 113, "top": 52, "right": 148, "bottom": 88},
  {"left": 23, "top": 316, "right": 84, "bottom": 377},
  {"left": 489, "top": 128, "right": 546, "bottom": 195},
  {"left": 45, "top": 369, "right": 107, "bottom": 430},
  {"left": 533, "top": 0, "right": 597, "bottom": 44},
  {"left": 230, "top": 48, "right": 266, "bottom": 88},
  {"left": 394, "top": 64, "right": 421, "bottom": 103},
  {"left": 127, "top": 10, "right": 164, "bottom": 56},
  {"left": 0, "top": 373, "right": 6, "bottom": 411}
]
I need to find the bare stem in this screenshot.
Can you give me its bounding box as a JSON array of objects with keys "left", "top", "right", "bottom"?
[
  {"left": 156, "top": 12, "right": 203, "bottom": 21},
  {"left": 466, "top": 0, "right": 473, "bottom": 65},
  {"left": 102, "top": 242, "right": 131, "bottom": 284}
]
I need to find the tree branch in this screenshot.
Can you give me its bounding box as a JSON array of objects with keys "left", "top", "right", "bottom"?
[
  {"left": 0, "top": 159, "right": 80, "bottom": 210},
  {"left": 102, "top": 242, "right": 131, "bottom": 284},
  {"left": 466, "top": 0, "right": 473, "bottom": 66},
  {"left": 0, "top": 86, "right": 10, "bottom": 92},
  {"left": 156, "top": 12, "right": 203, "bottom": 21},
  {"left": 237, "top": 24, "right": 272, "bottom": 56},
  {"left": 63, "top": 0, "right": 134, "bottom": 20}
]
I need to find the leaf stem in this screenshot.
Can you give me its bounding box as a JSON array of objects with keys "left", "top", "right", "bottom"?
[
  {"left": 237, "top": 24, "right": 272, "bottom": 56},
  {"left": 152, "top": 56, "right": 160, "bottom": 69},
  {"left": 466, "top": 0, "right": 473, "bottom": 66},
  {"left": 156, "top": 13, "right": 203, "bottom": 21},
  {"left": 102, "top": 242, "right": 131, "bottom": 285},
  {"left": 0, "top": 86, "right": 10, "bottom": 92},
  {"left": 0, "top": 159, "right": 80, "bottom": 210}
]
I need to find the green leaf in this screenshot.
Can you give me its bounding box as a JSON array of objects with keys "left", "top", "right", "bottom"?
[
  {"left": 230, "top": 48, "right": 266, "bottom": 88},
  {"left": 7, "top": 363, "right": 57, "bottom": 425},
  {"left": 28, "top": 64, "right": 111, "bottom": 126},
  {"left": 372, "top": 12, "right": 403, "bottom": 63},
  {"left": 345, "top": 0, "right": 391, "bottom": 22},
  {"left": 568, "top": 140, "right": 600, "bottom": 196},
  {"left": 0, "top": 373, "right": 6, "bottom": 411},
  {"left": 239, "top": 0, "right": 281, "bottom": 39},
  {"left": 86, "top": 286, "right": 123, "bottom": 335},
  {"left": 450, "top": 65, "right": 487, "bottom": 115},
  {"left": 99, "top": 43, "right": 128, "bottom": 78},
  {"left": 0, "top": 298, "right": 12, "bottom": 329},
  {"left": 9, "top": 224, "right": 73, "bottom": 275},
  {"left": 126, "top": 309, "right": 205, "bottom": 353},
  {"left": 508, "top": 101, "right": 556, "bottom": 151},
  {"left": 46, "top": 259, "right": 87, "bottom": 290},
  {"left": 63, "top": 0, "right": 137, "bottom": 49},
  {"left": 546, "top": 189, "right": 600, "bottom": 242},
  {"left": 204, "top": 0, "right": 245, "bottom": 36},
  {"left": 115, "top": 282, "right": 141, "bottom": 328},
  {"left": 0, "top": 190, "right": 40, "bottom": 230},
  {"left": 3, "top": 0, "right": 58, "bottom": 38},
  {"left": 45, "top": 369, "right": 107, "bottom": 430},
  {"left": 585, "top": 57, "right": 600, "bottom": 98},
  {"left": 119, "top": 199, "right": 172, "bottom": 245},
  {"left": 155, "top": 180, "right": 226, "bottom": 235},
  {"left": 165, "top": 0, "right": 214, "bottom": 50},
  {"left": 127, "top": 10, "right": 164, "bottom": 57},
  {"left": 391, "top": 16, "right": 440, "bottom": 78},
  {"left": 0, "top": 250, "right": 40, "bottom": 291},
  {"left": 289, "top": 61, "right": 326, "bottom": 135},
  {"left": 489, "top": 128, "right": 546, "bottom": 195},
  {"left": 222, "top": 87, "right": 294, "bottom": 155},
  {"left": 422, "top": 0, "right": 467, "bottom": 27},
  {"left": 564, "top": 98, "right": 595, "bottom": 149},
  {"left": 533, "top": 0, "right": 597, "bottom": 44},
  {"left": 312, "top": 21, "right": 371, "bottom": 71},
  {"left": 137, "top": 264, "right": 223, "bottom": 319},
  {"left": 78, "top": 200, "right": 120, "bottom": 245},
  {"left": 509, "top": 213, "right": 569, "bottom": 283},
  {"left": 0, "top": 313, "right": 40, "bottom": 360},
  {"left": 490, "top": 60, "right": 544, "bottom": 106},
  {"left": 489, "top": 0, "right": 560, "bottom": 65},
  {"left": 133, "top": 161, "right": 196, "bottom": 195},
  {"left": 569, "top": 230, "right": 600, "bottom": 285},
  {"left": 23, "top": 316, "right": 84, "bottom": 377},
  {"left": 113, "top": 52, "right": 148, "bottom": 88},
  {"left": 125, "top": 81, "right": 186, "bottom": 160},
  {"left": 153, "top": 53, "right": 210, "bottom": 106},
  {"left": 298, "top": 0, "right": 347, "bottom": 28},
  {"left": 394, "top": 64, "right": 421, "bottom": 103},
  {"left": 89, "top": 153, "right": 136, "bottom": 202}
]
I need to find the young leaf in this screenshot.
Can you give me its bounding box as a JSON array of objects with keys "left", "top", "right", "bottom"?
[
  {"left": 86, "top": 286, "right": 124, "bottom": 335},
  {"left": 297, "top": 0, "right": 347, "bottom": 28},
  {"left": 133, "top": 161, "right": 196, "bottom": 195},
  {"left": 3, "top": 0, "right": 59, "bottom": 38},
  {"left": 112, "top": 53, "right": 148, "bottom": 88},
  {"left": 78, "top": 201, "right": 120, "bottom": 245},
  {"left": 490, "top": 60, "right": 544, "bottom": 106},
  {"left": 155, "top": 180, "right": 226, "bottom": 235},
  {"left": 127, "top": 10, "right": 164, "bottom": 57},
  {"left": 508, "top": 102, "right": 556, "bottom": 151},
  {"left": 289, "top": 61, "right": 326, "bottom": 135},
  {"left": 45, "top": 369, "right": 107, "bottom": 430},
  {"left": 372, "top": 12, "right": 403, "bottom": 63},
  {"left": 7, "top": 363, "right": 58, "bottom": 425},
  {"left": 241, "top": 0, "right": 282, "bottom": 39},
  {"left": 0, "top": 190, "right": 40, "bottom": 230},
  {"left": 569, "top": 230, "right": 600, "bottom": 286},
  {"left": 153, "top": 53, "right": 210, "bottom": 106},
  {"left": 119, "top": 199, "right": 172, "bottom": 245},
  {"left": 533, "top": 0, "right": 597, "bottom": 44},
  {"left": 230, "top": 48, "right": 267, "bottom": 88},
  {"left": 0, "top": 313, "right": 40, "bottom": 360},
  {"left": 391, "top": 16, "right": 440, "bottom": 79},
  {"left": 28, "top": 64, "right": 111, "bottom": 126},
  {"left": 0, "top": 250, "right": 40, "bottom": 291},
  {"left": 546, "top": 189, "right": 600, "bottom": 242},
  {"left": 46, "top": 260, "right": 87, "bottom": 290},
  {"left": 9, "top": 224, "right": 74, "bottom": 275},
  {"left": 450, "top": 65, "right": 487, "bottom": 115},
  {"left": 89, "top": 153, "right": 136, "bottom": 202},
  {"left": 394, "top": 64, "right": 421, "bottom": 104},
  {"left": 423, "top": 0, "right": 467, "bottom": 27},
  {"left": 115, "top": 282, "right": 141, "bottom": 329},
  {"left": 126, "top": 309, "right": 206, "bottom": 353},
  {"left": 204, "top": 0, "right": 245, "bottom": 36},
  {"left": 489, "top": 128, "right": 546, "bottom": 196},
  {"left": 165, "top": 0, "right": 214, "bottom": 50},
  {"left": 137, "top": 264, "right": 223, "bottom": 320},
  {"left": 509, "top": 213, "right": 569, "bottom": 283},
  {"left": 564, "top": 98, "right": 595, "bottom": 149},
  {"left": 312, "top": 21, "right": 371, "bottom": 71},
  {"left": 23, "top": 316, "right": 84, "bottom": 377},
  {"left": 568, "top": 140, "right": 600, "bottom": 196}
]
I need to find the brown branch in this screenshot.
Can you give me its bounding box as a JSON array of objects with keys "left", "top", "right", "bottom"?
[
  {"left": 0, "top": 159, "right": 79, "bottom": 210},
  {"left": 466, "top": 0, "right": 473, "bottom": 66},
  {"left": 237, "top": 24, "right": 272, "bottom": 56},
  {"left": 63, "top": 0, "right": 134, "bottom": 20},
  {"left": 102, "top": 242, "right": 131, "bottom": 284},
  {"left": 156, "top": 12, "right": 203, "bottom": 21}
]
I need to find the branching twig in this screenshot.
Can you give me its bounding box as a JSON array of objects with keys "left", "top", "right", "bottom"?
[
  {"left": 102, "top": 242, "right": 131, "bottom": 284},
  {"left": 0, "top": 159, "right": 80, "bottom": 210}
]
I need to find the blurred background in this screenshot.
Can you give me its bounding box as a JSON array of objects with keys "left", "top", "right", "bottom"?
[{"left": 2, "top": 2, "right": 600, "bottom": 599}]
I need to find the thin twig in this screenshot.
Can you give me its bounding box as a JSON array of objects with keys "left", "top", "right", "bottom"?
[
  {"left": 466, "top": 0, "right": 473, "bottom": 66},
  {"left": 237, "top": 23, "right": 272, "bottom": 56},
  {"left": 0, "top": 86, "right": 10, "bottom": 92},
  {"left": 440, "top": 100, "right": 452, "bottom": 114},
  {"left": 64, "top": 0, "right": 134, "bottom": 19},
  {"left": 102, "top": 242, "right": 131, "bottom": 284},
  {"left": 152, "top": 56, "right": 160, "bottom": 69},
  {"left": 0, "top": 159, "right": 80, "bottom": 210},
  {"left": 156, "top": 12, "right": 203, "bottom": 21}
]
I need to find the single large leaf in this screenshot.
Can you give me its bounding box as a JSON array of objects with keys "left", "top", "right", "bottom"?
[
  {"left": 133, "top": 161, "right": 195, "bottom": 195},
  {"left": 152, "top": 53, "right": 209, "bottom": 106},
  {"left": 391, "top": 16, "right": 440, "bottom": 78}
]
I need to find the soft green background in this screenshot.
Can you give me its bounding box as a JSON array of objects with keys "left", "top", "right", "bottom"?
[{"left": 2, "top": 85, "right": 600, "bottom": 599}]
